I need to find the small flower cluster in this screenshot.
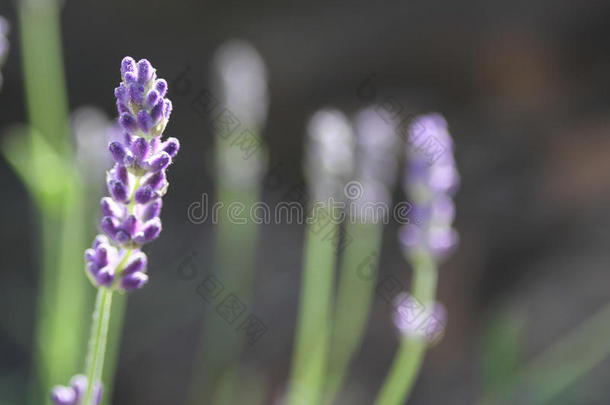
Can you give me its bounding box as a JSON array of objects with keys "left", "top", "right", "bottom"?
[
  {"left": 0, "top": 16, "right": 9, "bottom": 88},
  {"left": 399, "top": 113, "right": 459, "bottom": 262},
  {"left": 51, "top": 375, "right": 101, "bottom": 405},
  {"left": 85, "top": 57, "right": 179, "bottom": 291},
  {"left": 393, "top": 292, "right": 447, "bottom": 343}
]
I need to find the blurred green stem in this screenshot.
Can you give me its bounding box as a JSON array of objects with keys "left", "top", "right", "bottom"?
[
  {"left": 374, "top": 254, "right": 437, "bottom": 405},
  {"left": 15, "top": 1, "right": 91, "bottom": 403},
  {"left": 324, "top": 220, "right": 384, "bottom": 404},
  {"left": 479, "top": 302, "right": 610, "bottom": 405},
  {"left": 286, "top": 203, "right": 338, "bottom": 405}
]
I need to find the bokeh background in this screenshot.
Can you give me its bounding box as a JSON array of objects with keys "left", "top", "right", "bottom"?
[{"left": 1, "top": 0, "right": 610, "bottom": 404}]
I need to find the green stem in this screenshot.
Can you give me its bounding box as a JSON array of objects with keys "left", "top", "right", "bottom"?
[
  {"left": 286, "top": 203, "right": 338, "bottom": 405},
  {"left": 83, "top": 288, "right": 113, "bottom": 405},
  {"left": 374, "top": 254, "right": 438, "bottom": 405},
  {"left": 324, "top": 220, "right": 384, "bottom": 404}
]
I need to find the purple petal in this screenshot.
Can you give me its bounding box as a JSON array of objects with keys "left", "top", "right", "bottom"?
[
  {"left": 96, "top": 267, "right": 115, "bottom": 287},
  {"left": 51, "top": 385, "right": 76, "bottom": 405},
  {"left": 108, "top": 141, "right": 127, "bottom": 164},
  {"left": 101, "top": 216, "right": 120, "bottom": 238},
  {"left": 155, "top": 79, "right": 167, "bottom": 97},
  {"left": 119, "top": 113, "right": 138, "bottom": 134},
  {"left": 123, "top": 251, "right": 147, "bottom": 275},
  {"left": 107, "top": 180, "right": 129, "bottom": 203},
  {"left": 100, "top": 197, "right": 124, "bottom": 218},
  {"left": 161, "top": 137, "right": 180, "bottom": 157},
  {"left": 133, "top": 218, "right": 161, "bottom": 244},
  {"left": 145, "top": 90, "right": 159, "bottom": 109},
  {"left": 131, "top": 137, "right": 149, "bottom": 161},
  {"left": 141, "top": 199, "right": 162, "bottom": 221},
  {"left": 145, "top": 152, "right": 171, "bottom": 172},
  {"left": 137, "top": 110, "right": 153, "bottom": 133},
  {"left": 121, "top": 56, "right": 136, "bottom": 78},
  {"left": 137, "top": 59, "right": 154, "bottom": 84},
  {"left": 134, "top": 185, "right": 155, "bottom": 204},
  {"left": 121, "top": 271, "right": 149, "bottom": 290}
]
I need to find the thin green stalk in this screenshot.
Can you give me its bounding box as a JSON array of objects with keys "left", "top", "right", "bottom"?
[
  {"left": 324, "top": 220, "right": 384, "bottom": 404},
  {"left": 286, "top": 204, "right": 338, "bottom": 405},
  {"left": 83, "top": 288, "right": 113, "bottom": 405},
  {"left": 479, "top": 302, "right": 610, "bottom": 405},
  {"left": 374, "top": 254, "right": 437, "bottom": 405}
]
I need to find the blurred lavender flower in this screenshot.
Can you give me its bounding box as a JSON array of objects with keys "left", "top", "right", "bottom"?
[
  {"left": 349, "top": 107, "right": 399, "bottom": 222},
  {"left": 72, "top": 107, "right": 119, "bottom": 190},
  {"left": 51, "top": 375, "right": 102, "bottom": 405},
  {"left": 399, "top": 113, "right": 459, "bottom": 261},
  {"left": 85, "top": 57, "right": 179, "bottom": 291},
  {"left": 0, "top": 16, "right": 9, "bottom": 88},
  {"left": 212, "top": 40, "right": 269, "bottom": 187},
  {"left": 393, "top": 292, "right": 447, "bottom": 343},
  {"left": 305, "top": 109, "right": 355, "bottom": 200}
]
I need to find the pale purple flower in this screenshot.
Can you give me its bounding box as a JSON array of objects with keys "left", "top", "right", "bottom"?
[
  {"left": 85, "top": 57, "right": 179, "bottom": 291},
  {"left": 393, "top": 292, "right": 446, "bottom": 343},
  {"left": 51, "top": 375, "right": 102, "bottom": 405},
  {"left": 400, "top": 113, "right": 459, "bottom": 262}
]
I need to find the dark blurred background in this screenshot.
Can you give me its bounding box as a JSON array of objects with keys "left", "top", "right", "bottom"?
[{"left": 2, "top": 0, "right": 610, "bottom": 404}]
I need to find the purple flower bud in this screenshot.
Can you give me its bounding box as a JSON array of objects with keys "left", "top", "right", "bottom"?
[
  {"left": 131, "top": 137, "right": 149, "bottom": 161},
  {"left": 155, "top": 79, "right": 167, "bottom": 97},
  {"left": 146, "top": 152, "right": 171, "bottom": 172},
  {"left": 124, "top": 71, "right": 137, "bottom": 83},
  {"left": 137, "top": 59, "right": 154, "bottom": 83},
  {"left": 428, "top": 227, "right": 459, "bottom": 260},
  {"left": 163, "top": 99, "right": 173, "bottom": 119},
  {"left": 115, "top": 230, "right": 131, "bottom": 244},
  {"left": 108, "top": 141, "right": 127, "bottom": 164},
  {"left": 123, "top": 251, "right": 147, "bottom": 274},
  {"left": 51, "top": 385, "right": 76, "bottom": 405},
  {"left": 161, "top": 137, "right": 180, "bottom": 157},
  {"left": 119, "top": 113, "right": 138, "bottom": 134},
  {"left": 114, "top": 85, "right": 129, "bottom": 105},
  {"left": 129, "top": 83, "right": 145, "bottom": 105},
  {"left": 145, "top": 171, "right": 166, "bottom": 190},
  {"left": 101, "top": 216, "right": 120, "bottom": 238},
  {"left": 107, "top": 180, "right": 129, "bottom": 203},
  {"left": 137, "top": 110, "right": 153, "bottom": 133},
  {"left": 141, "top": 199, "right": 162, "bottom": 221},
  {"left": 133, "top": 218, "right": 161, "bottom": 244},
  {"left": 145, "top": 90, "right": 159, "bottom": 109},
  {"left": 93, "top": 235, "right": 109, "bottom": 248},
  {"left": 69, "top": 375, "right": 87, "bottom": 402},
  {"left": 96, "top": 267, "right": 115, "bottom": 286},
  {"left": 121, "top": 56, "right": 136, "bottom": 78},
  {"left": 113, "top": 165, "right": 129, "bottom": 185},
  {"left": 116, "top": 101, "right": 130, "bottom": 114},
  {"left": 150, "top": 100, "right": 164, "bottom": 123},
  {"left": 122, "top": 214, "right": 138, "bottom": 237},
  {"left": 121, "top": 271, "right": 149, "bottom": 290},
  {"left": 101, "top": 197, "right": 124, "bottom": 218},
  {"left": 135, "top": 185, "right": 155, "bottom": 204}
]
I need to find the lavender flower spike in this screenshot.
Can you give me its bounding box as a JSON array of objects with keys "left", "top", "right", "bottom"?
[
  {"left": 399, "top": 113, "right": 459, "bottom": 262},
  {"left": 85, "top": 57, "right": 180, "bottom": 292}
]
